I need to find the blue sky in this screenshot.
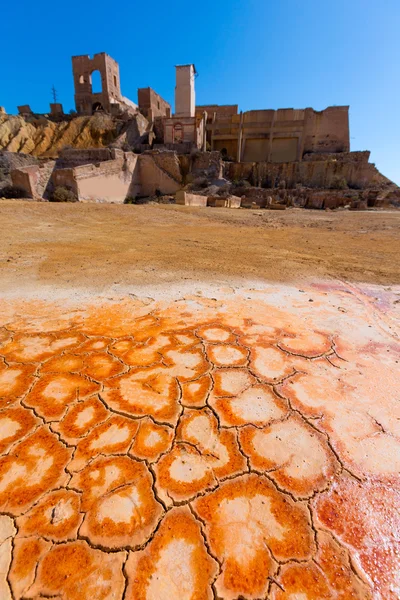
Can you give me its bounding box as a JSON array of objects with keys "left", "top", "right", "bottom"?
[{"left": 2, "top": 0, "right": 399, "bottom": 183}]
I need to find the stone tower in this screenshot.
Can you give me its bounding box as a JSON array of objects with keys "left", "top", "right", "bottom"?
[
  {"left": 72, "top": 53, "right": 122, "bottom": 115},
  {"left": 174, "top": 64, "right": 196, "bottom": 118}
]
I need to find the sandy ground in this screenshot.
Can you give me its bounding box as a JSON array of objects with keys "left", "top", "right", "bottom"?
[
  {"left": 0, "top": 202, "right": 399, "bottom": 299},
  {"left": 0, "top": 201, "right": 399, "bottom": 600}
]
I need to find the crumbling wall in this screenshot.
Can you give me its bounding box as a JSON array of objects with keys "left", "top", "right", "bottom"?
[
  {"left": 56, "top": 148, "right": 115, "bottom": 168},
  {"left": 224, "top": 152, "right": 391, "bottom": 190},
  {"left": 303, "top": 107, "right": 349, "bottom": 154},
  {"left": 138, "top": 88, "right": 171, "bottom": 119},
  {"left": 53, "top": 151, "right": 140, "bottom": 203},
  {"left": 0, "top": 151, "right": 39, "bottom": 190},
  {"left": 138, "top": 153, "right": 182, "bottom": 197},
  {"left": 10, "top": 161, "right": 56, "bottom": 198},
  {"left": 191, "top": 151, "right": 223, "bottom": 180}
]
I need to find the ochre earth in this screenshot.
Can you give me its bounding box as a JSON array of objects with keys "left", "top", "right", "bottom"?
[{"left": 0, "top": 202, "right": 399, "bottom": 599}]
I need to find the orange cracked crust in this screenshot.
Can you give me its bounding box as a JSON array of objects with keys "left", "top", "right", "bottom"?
[
  {"left": 154, "top": 443, "right": 217, "bottom": 505},
  {"left": 0, "top": 404, "right": 40, "bottom": 454},
  {"left": 16, "top": 489, "right": 83, "bottom": 542},
  {"left": 82, "top": 351, "right": 125, "bottom": 380},
  {"left": 68, "top": 414, "right": 140, "bottom": 472},
  {"left": 102, "top": 367, "right": 181, "bottom": 425},
  {"left": 206, "top": 343, "right": 248, "bottom": 367},
  {"left": 209, "top": 383, "right": 288, "bottom": 427},
  {"left": 155, "top": 408, "right": 246, "bottom": 505},
  {"left": 51, "top": 395, "right": 110, "bottom": 444},
  {"left": 177, "top": 407, "right": 246, "bottom": 479},
  {"left": 9, "top": 536, "right": 52, "bottom": 599},
  {"left": 193, "top": 473, "right": 314, "bottom": 600},
  {"left": 250, "top": 344, "right": 297, "bottom": 382},
  {"left": 240, "top": 414, "right": 338, "bottom": 497},
  {"left": 25, "top": 540, "right": 126, "bottom": 600},
  {"left": 0, "top": 426, "right": 72, "bottom": 515},
  {"left": 212, "top": 367, "right": 255, "bottom": 397},
  {"left": 130, "top": 417, "right": 173, "bottom": 462},
  {"left": 0, "top": 331, "right": 84, "bottom": 363},
  {"left": 24, "top": 372, "right": 100, "bottom": 421},
  {"left": 70, "top": 454, "right": 150, "bottom": 512},
  {"left": 78, "top": 459, "right": 163, "bottom": 549},
  {"left": 270, "top": 530, "right": 372, "bottom": 599},
  {"left": 0, "top": 360, "right": 36, "bottom": 406},
  {"left": 180, "top": 374, "right": 212, "bottom": 407},
  {"left": 278, "top": 329, "right": 332, "bottom": 358},
  {"left": 125, "top": 505, "right": 218, "bottom": 600}
]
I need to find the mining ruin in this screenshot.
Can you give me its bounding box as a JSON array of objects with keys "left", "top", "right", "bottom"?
[{"left": 0, "top": 51, "right": 399, "bottom": 209}]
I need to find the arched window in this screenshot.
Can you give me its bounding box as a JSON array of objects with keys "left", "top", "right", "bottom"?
[
  {"left": 79, "top": 75, "right": 85, "bottom": 84},
  {"left": 91, "top": 70, "right": 102, "bottom": 93},
  {"left": 173, "top": 124, "right": 183, "bottom": 143}
]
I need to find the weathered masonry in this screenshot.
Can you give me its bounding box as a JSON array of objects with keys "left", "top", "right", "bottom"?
[
  {"left": 72, "top": 53, "right": 138, "bottom": 115},
  {"left": 195, "top": 105, "right": 350, "bottom": 162}
]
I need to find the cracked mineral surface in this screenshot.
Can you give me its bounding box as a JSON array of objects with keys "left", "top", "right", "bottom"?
[
  {"left": 0, "top": 285, "right": 399, "bottom": 600},
  {"left": 0, "top": 204, "right": 399, "bottom": 599}
]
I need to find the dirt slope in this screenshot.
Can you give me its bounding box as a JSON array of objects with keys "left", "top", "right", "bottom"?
[{"left": 0, "top": 113, "right": 119, "bottom": 158}]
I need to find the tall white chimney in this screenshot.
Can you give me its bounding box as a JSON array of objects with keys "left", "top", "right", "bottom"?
[{"left": 174, "top": 64, "right": 196, "bottom": 118}]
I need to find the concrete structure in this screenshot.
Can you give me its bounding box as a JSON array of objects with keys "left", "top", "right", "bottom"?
[{"left": 197, "top": 105, "right": 350, "bottom": 162}]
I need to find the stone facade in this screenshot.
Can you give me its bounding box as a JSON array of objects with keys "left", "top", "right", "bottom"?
[
  {"left": 203, "top": 105, "right": 349, "bottom": 162},
  {"left": 53, "top": 149, "right": 140, "bottom": 203},
  {"left": 11, "top": 161, "right": 55, "bottom": 199},
  {"left": 224, "top": 151, "right": 386, "bottom": 190},
  {"left": 164, "top": 65, "right": 206, "bottom": 150},
  {"left": 50, "top": 103, "right": 63, "bottom": 116},
  {"left": 138, "top": 88, "right": 171, "bottom": 120},
  {"left": 72, "top": 53, "right": 139, "bottom": 116}
]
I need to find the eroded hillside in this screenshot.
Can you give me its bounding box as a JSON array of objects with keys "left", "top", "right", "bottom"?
[{"left": 0, "top": 114, "right": 120, "bottom": 158}]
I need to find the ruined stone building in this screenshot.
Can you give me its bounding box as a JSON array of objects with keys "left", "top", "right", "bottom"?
[
  {"left": 195, "top": 105, "right": 349, "bottom": 163},
  {"left": 70, "top": 51, "right": 349, "bottom": 165},
  {"left": 8, "top": 49, "right": 397, "bottom": 209},
  {"left": 71, "top": 53, "right": 171, "bottom": 118}
]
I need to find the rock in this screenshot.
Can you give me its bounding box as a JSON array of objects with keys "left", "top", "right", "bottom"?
[
  {"left": 175, "top": 191, "right": 208, "bottom": 207},
  {"left": 207, "top": 195, "right": 241, "bottom": 208}
]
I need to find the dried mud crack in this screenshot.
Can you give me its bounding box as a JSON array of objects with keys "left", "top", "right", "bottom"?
[{"left": 0, "top": 284, "right": 399, "bottom": 600}]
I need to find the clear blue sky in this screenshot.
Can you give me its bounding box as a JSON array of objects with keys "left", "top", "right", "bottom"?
[{"left": 2, "top": 0, "right": 399, "bottom": 184}]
